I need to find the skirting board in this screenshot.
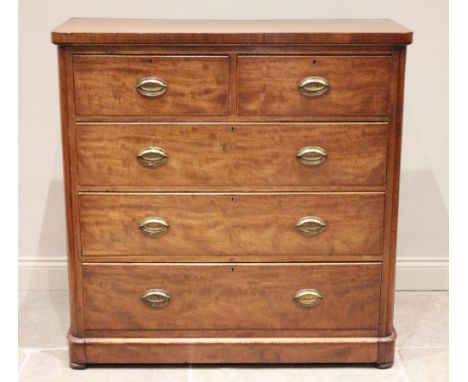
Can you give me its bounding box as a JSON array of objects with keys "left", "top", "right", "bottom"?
[{"left": 18, "top": 257, "right": 448, "bottom": 291}]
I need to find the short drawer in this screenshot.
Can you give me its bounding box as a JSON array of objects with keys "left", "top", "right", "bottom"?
[
  {"left": 79, "top": 193, "right": 385, "bottom": 258},
  {"left": 77, "top": 123, "right": 388, "bottom": 189},
  {"left": 83, "top": 263, "right": 381, "bottom": 330},
  {"left": 237, "top": 55, "right": 391, "bottom": 116},
  {"left": 73, "top": 55, "right": 229, "bottom": 117}
]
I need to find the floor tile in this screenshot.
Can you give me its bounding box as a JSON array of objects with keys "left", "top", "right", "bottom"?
[
  {"left": 19, "top": 349, "right": 410, "bottom": 382},
  {"left": 399, "top": 348, "right": 448, "bottom": 382},
  {"left": 394, "top": 292, "right": 448, "bottom": 348},
  {"left": 19, "top": 291, "right": 69, "bottom": 348},
  {"left": 19, "top": 349, "right": 27, "bottom": 370},
  {"left": 19, "top": 350, "right": 190, "bottom": 382},
  {"left": 189, "top": 355, "right": 409, "bottom": 382}
]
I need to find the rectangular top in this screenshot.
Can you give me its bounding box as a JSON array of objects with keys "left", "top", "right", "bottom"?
[{"left": 52, "top": 18, "right": 412, "bottom": 45}]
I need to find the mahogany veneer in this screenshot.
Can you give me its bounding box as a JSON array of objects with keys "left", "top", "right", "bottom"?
[
  {"left": 76, "top": 123, "right": 388, "bottom": 189},
  {"left": 79, "top": 193, "right": 385, "bottom": 258},
  {"left": 74, "top": 55, "right": 230, "bottom": 116},
  {"left": 83, "top": 263, "right": 381, "bottom": 330},
  {"left": 52, "top": 18, "right": 412, "bottom": 369},
  {"left": 237, "top": 55, "right": 391, "bottom": 116}
]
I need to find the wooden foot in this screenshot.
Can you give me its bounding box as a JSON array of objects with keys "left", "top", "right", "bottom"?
[
  {"left": 375, "top": 361, "right": 394, "bottom": 369},
  {"left": 69, "top": 361, "right": 87, "bottom": 370}
]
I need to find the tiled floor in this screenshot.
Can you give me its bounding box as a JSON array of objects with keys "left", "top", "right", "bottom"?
[{"left": 19, "top": 291, "right": 448, "bottom": 382}]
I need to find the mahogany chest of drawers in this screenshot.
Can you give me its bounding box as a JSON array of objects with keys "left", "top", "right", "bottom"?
[{"left": 52, "top": 18, "right": 412, "bottom": 369}]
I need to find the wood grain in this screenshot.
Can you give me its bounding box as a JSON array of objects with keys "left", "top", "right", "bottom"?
[
  {"left": 83, "top": 263, "right": 381, "bottom": 330},
  {"left": 59, "top": 46, "right": 87, "bottom": 368},
  {"left": 53, "top": 19, "right": 411, "bottom": 367},
  {"left": 378, "top": 46, "right": 407, "bottom": 354},
  {"left": 81, "top": 254, "right": 383, "bottom": 263},
  {"left": 79, "top": 193, "right": 385, "bottom": 257},
  {"left": 76, "top": 114, "right": 389, "bottom": 123},
  {"left": 238, "top": 55, "right": 391, "bottom": 116},
  {"left": 68, "top": 44, "right": 399, "bottom": 55},
  {"left": 85, "top": 329, "right": 379, "bottom": 338},
  {"left": 51, "top": 18, "right": 413, "bottom": 45},
  {"left": 76, "top": 123, "right": 388, "bottom": 189},
  {"left": 85, "top": 337, "right": 380, "bottom": 364},
  {"left": 73, "top": 55, "right": 229, "bottom": 116},
  {"left": 75, "top": 330, "right": 396, "bottom": 365}
]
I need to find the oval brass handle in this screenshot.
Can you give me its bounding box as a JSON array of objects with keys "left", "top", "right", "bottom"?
[
  {"left": 298, "top": 77, "right": 329, "bottom": 97},
  {"left": 136, "top": 76, "right": 167, "bottom": 98},
  {"left": 293, "top": 289, "right": 323, "bottom": 307},
  {"left": 142, "top": 289, "right": 171, "bottom": 308},
  {"left": 137, "top": 147, "right": 168, "bottom": 168},
  {"left": 296, "top": 216, "right": 326, "bottom": 236},
  {"left": 139, "top": 217, "right": 169, "bottom": 237},
  {"left": 296, "top": 146, "right": 327, "bottom": 167}
]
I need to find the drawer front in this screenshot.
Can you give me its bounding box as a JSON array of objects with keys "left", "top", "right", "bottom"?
[
  {"left": 83, "top": 263, "right": 381, "bottom": 330},
  {"left": 79, "top": 193, "right": 384, "bottom": 257},
  {"left": 77, "top": 123, "right": 388, "bottom": 189},
  {"left": 237, "top": 55, "right": 391, "bottom": 116},
  {"left": 74, "top": 55, "right": 229, "bottom": 117}
]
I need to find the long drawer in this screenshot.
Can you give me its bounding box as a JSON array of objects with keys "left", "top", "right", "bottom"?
[
  {"left": 79, "top": 193, "right": 385, "bottom": 258},
  {"left": 237, "top": 55, "right": 391, "bottom": 116},
  {"left": 77, "top": 123, "right": 388, "bottom": 189},
  {"left": 83, "top": 263, "right": 382, "bottom": 331},
  {"left": 73, "top": 55, "right": 230, "bottom": 117}
]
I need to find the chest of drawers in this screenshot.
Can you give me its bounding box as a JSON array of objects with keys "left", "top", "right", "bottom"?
[{"left": 52, "top": 18, "right": 412, "bottom": 369}]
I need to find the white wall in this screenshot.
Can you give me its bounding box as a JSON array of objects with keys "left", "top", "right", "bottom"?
[{"left": 19, "top": 0, "right": 448, "bottom": 290}]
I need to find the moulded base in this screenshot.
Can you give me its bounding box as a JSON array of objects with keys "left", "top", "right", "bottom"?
[{"left": 68, "top": 330, "right": 396, "bottom": 369}]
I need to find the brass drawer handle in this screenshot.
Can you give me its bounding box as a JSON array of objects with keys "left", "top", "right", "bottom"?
[
  {"left": 294, "top": 289, "right": 323, "bottom": 307},
  {"left": 296, "top": 216, "right": 326, "bottom": 236},
  {"left": 298, "top": 76, "right": 329, "bottom": 97},
  {"left": 139, "top": 217, "right": 169, "bottom": 237},
  {"left": 296, "top": 146, "right": 327, "bottom": 167},
  {"left": 136, "top": 76, "right": 167, "bottom": 98},
  {"left": 142, "top": 289, "right": 171, "bottom": 308},
  {"left": 137, "top": 147, "right": 168, "bottom": 168}
]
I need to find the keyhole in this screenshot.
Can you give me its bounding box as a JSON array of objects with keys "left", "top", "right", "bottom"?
[{"left": 312, "top": 59, "right": 317, "bottom": 65}]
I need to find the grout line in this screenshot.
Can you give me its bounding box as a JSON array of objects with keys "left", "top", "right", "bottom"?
[
  {"left": 18, "top": 346, "right": 68, "bottom": 354},
  {"left": 396, "top": 290, "right": 449, "bottom": 292},
  {"left": 396, "top": 350, "right": 412, "bottom": 382},
  {"left": 18, "top": 351, "right": 32, "bottom": 376},
  {"left": 397, "top": 346, "right": 448, "bottom": 349},
  {"left": 19, "top": 289, "right": 69, "bottom": 292},
  {"left": 18, "top": 347, "right": 69, "bottom": 376}
]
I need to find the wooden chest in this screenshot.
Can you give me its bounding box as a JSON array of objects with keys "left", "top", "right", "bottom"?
[{"left": 52, "top": 18, "right": 412, "bottom": 369}]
